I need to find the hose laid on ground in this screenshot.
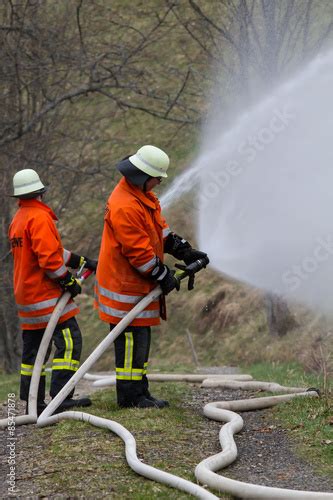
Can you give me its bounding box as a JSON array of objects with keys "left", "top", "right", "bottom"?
[
  {"left": 2, "top": 260, "right": 331, "bottom": 498},
  {"left": 84, "top": 373, "right": 332, "bottom": 498},
  {"left": 195, "top": 392, "right": 333, "bottom": 499},
  {"left": 201, "top": 379, "right": 307, "bottom": 393},
  {"left": 89, "top": 372, "right": 253, "bottom": 387},
  {"left": 89, "top": 374, "right": 308, "bottom": 394},
  {"left": 37, "top": 410, "right": 218, "bottom": 500}
]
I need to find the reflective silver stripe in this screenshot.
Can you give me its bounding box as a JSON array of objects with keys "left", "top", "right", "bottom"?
[
  {"left": 124, "top": 332, "right": 133, "bottom": 372},
  {"left": 135, "top": 153, "right": 166, "bottom": 175},
  {"left": 116, "top": 368, "right": 143, "bottom": 373},
  {"left": 62, "top": 328, "right": 73, "bottom": 361},
  {"left": 98, "top": 285, "right": 142, "bottom": 304},
  {"left": 63, "top": 249, "right": 71, "bottom": 264},
  {"left": 157, "top": 267, "right": 167, "bottom": 281},
  {"left": 17, "top": 297, "right": 59, "bottom": 312},
  {"left": 19, "top": 302, "right": 77, "bottom": 324},
  {"left": 52, "top": 361, "right": 78, "bottom": 369},
  {"left": 98, "top": 303, "right": 159, "bottom": 319},
  {"left": 46, "top": 264, "right": 67, "bottom": 279},
  {"left": 136, "top": 256, "right": 157, "bottom": 273},
  {"left": 115, "top": 371, "right": 143, "bottom": 378},
  {"left": 163, "top": 227, "right": 171, "bottom": 238}
]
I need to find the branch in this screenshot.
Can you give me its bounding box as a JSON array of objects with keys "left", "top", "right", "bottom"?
[
  {"left": 0, "top": 250, "right": 11, "bottom": 262},
  {"left": 96, "top": 89, "right": 198, "bottom": 124},
  {"left": 0, "top": 83, "right": 99, "bottom": 147},
  {"left": 164, "top": 69, "right": 191, "bottom": 119},
  {"left": 188, "top": 0, "right": 239, "bottom": 50},
  {"left": 76, "top": 0, "right": 86, "bottom": 57}
]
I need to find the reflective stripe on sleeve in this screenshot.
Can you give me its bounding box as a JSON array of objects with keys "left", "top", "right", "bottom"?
[
  {"left": 45, "top": 264, "right": 67, "bottom": 279},
  {"left": 98, "top": 303, "right": 159, "bottom": 319},
  {"left": 19, "top": 302, "right": 77, "bottom": 324},
  {"left": 98, "top": 285, "right": 142, "bottom": 304},
  {"left": 163, "top": 227, "right": 171, "bottom": 238},
  {"left": 17, "top": 297, "right": 59, "bottom": 312},
  {"left": 135, "top": 256, "right": 157, "bottom": 273},
  {"left": 63, "top": 249, "right": 71, "bottom": 264},
  {"left": 156, "top": 267, "right": 167, "bottom": 281}
]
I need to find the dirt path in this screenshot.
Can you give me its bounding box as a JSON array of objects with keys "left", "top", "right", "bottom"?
[
  {"left": 187, "top": 387, "right": 333, "bottom": 493},
  {"left": 1, "top": 381, "right": 332, "bottom": 498}
]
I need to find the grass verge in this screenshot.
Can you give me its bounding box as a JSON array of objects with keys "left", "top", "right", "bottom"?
[
  {"left": 0, "top": 373, "right": 19, "bottom": 402},
  {"left": 245, "top": 361, "right": 333, "bottom": 478},
  {"left": 19, "top": 382, "right": 230, "bottom": 499}
]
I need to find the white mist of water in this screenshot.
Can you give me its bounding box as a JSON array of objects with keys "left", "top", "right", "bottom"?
[{"left": 161, "top": 51, "right": 333, "bottom": 314}]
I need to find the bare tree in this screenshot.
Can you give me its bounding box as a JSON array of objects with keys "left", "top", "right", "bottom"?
[
  {"left": 168, "top": 0, "right": 333, "bottom": 336},
  {"left": 0, "top": 0, "right": 199, "bottom": 372}
]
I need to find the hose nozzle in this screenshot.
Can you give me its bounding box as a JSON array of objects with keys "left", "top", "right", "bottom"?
[{"left": 174, "top": 256, "right": 210, "bottom": 290}]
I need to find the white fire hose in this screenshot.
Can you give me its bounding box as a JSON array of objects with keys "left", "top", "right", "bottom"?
[
  {"left": 1, "top": 261, "right": 331, "bottom": 498},
  {"left": 0, "top": 268, "right": 92, "bottom": 428}
]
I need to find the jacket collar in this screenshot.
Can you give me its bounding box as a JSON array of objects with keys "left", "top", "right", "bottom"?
[
  {"left": 18, "top": 198, "right": 58, "bottom": 221},
  {"left": 120, "top": 177, "right": 159, "bottom": 210}
]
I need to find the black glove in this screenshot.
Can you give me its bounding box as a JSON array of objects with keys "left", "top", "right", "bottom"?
[
  {"left": 149, "top": 257, "right": 180, "bottom": 295},
  {"left": 182, "top": 248, "right": 208, "bottom": 266},
  {"left": 159, "top": 268, "right": 180, "bottom": 295},
  {"left": 164, "top": 232, "right": 191, "bottom": 259},
  {"left": 164, "top": 232, "right": 208, "bottom": 266},
  {"left": 82, "top": 256, "right": 98, "bottom": 272},
  {"left": 67, "top": 252, "right": 98, "bottom": 272},
  {"left": 57, "top": 271, "right": 82, "bottom": 298}
]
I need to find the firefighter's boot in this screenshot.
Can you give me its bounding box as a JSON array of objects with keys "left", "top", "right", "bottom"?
[{"left": 142, "top": 375, "right": 169, "bottom": 408}]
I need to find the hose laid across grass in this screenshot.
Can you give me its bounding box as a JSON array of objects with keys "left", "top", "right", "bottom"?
[
  {"left": 1, "top": 278, "right": 331, "bottom": 499},
  {"left": 37, "top": 410, "right": 218, "bottom": 500},
  {"left": 89, "top": 372, "right": 253, "bottom": 387}
]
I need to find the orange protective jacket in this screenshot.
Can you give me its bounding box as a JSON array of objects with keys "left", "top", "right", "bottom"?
[
  {"left": 8, "top": 199, "right": 79, "bottom": 330},
  {"left": 94, "top": 177, "right": 171, "bottom": 327}
]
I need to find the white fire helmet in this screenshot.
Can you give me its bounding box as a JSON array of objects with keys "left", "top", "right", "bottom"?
[
  {"left": 12, "top": 169, "right": 46, "bottom": 197},
  {"left": 129, "top": 145, "right": 169, "bottom": 178}
]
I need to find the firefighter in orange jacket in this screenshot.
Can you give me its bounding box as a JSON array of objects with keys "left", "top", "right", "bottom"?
[
  {"left": 9, "top": 169, "right": 97, "bottom": 415},
  {"left": 95, "top": 145, "right": 208, "bottom": 408}
]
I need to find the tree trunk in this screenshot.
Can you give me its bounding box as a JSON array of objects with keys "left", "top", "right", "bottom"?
[
  {"left": 0, "top": 175, "right": 21, "bottom": 373},
  {"left": 264, "top": 292, "right": 297, "bottom": 337}
]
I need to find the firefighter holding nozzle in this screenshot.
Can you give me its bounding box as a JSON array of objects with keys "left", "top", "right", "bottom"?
[{"left": 95, "top": 145, "right": 209, "bottom": 408}]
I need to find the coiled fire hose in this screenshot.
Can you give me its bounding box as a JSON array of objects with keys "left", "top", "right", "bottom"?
[{"left": 1, "top": 256, "right": 332, "bottom": 498}]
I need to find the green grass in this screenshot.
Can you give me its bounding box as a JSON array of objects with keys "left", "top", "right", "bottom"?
[
  {"left": 245, "top": 361, "right": 325, "bottom": 389},
  {"left": 1, "top": 363, "right": 332, "bottom": 496},
  {"left": 26, "top": 382, "right": 230, "bottom": 499},
  {"left": 0, "top": 373, "right": 19, "bottom": 402}
]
